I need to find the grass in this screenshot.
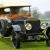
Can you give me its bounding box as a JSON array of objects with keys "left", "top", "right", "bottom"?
[{"left": 0, "top": 38, "right": 50, "bottom": 50}]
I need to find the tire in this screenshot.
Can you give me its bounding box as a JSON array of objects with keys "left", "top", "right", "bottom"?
[
  {"left": 46, "top": 40, "right": 50, "bottom": 46},
  {"left": 12, "top": 31, "right": 20, "bottom": 48},
  {"left": 46, "top": 27, "right": 50, "bottom": 46},
  {"left": 0, "top": 20, "right": 9, "bottom": 37}
]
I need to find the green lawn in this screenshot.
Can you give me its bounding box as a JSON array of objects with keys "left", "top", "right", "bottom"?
[{"left": 0, "top": 38, "right": 50, "bottom": 50}]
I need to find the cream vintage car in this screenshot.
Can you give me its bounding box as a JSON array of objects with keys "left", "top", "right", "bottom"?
[{"left": 0, "top": 2, "right": 50, "bottom": 49}]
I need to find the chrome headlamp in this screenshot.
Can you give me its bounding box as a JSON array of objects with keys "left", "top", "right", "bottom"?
[
  {"left": 25, "top": 23, "right": 32, "bottom": 30},
  {"left": 41, "top": 23, "right": 47, "bottom": 29}
]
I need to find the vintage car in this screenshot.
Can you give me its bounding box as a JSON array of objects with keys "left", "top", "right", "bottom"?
[{"left": 0, "top": 2, "right": 50, "bottom": 49}]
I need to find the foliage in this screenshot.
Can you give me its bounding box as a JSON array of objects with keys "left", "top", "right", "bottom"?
[{"left": 32, "top": 8, "right": 40, "bottom": 19}]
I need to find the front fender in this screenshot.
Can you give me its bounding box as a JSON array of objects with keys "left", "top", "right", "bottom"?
[{"left": 12, "top": 25, "right": 21, "bottom": 32}]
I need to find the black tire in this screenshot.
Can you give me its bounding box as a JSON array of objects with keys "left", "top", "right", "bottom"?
[
  {"left": 0, "top": 20, "right": 10, "bottom": 37},
  {"left": 46, "top": 40, "right": 50, "bottom": 46},
  {"left": 46, "top": 27, "right": 50, "bottom": 38},
  {"left": 12, "top": 31, "right": 20, "bottom": 48},
  {"left": 46, "top": 27, "right": 50, "bottom": 46}
]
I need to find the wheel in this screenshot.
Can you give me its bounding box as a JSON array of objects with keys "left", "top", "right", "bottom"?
[
  {"left": 46, "top": 27, "right": 50, "bottom": 46},
  {"left": 46, "top": 40, "right": 50, "bottom": 46},
  {"left": 12, "top": 31, "right": 20, "bottom": 48},
  {"left": 46, "top": 27, "right": 50, "bottom": 38},
  {"left": 0, "top": 20, "right": 10, "bottom": 37}
]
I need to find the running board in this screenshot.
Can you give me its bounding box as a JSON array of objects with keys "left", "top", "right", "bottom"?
[{"left": 22, "top": 38, "right": 49, "bottom": 42}]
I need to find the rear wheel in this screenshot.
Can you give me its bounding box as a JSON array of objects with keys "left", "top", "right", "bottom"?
[{"left": 0, "top": 20, "right": 10, "bottom": 37}]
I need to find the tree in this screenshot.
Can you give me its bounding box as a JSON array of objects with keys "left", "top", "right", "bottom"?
[
  {"left": 44, "top": 11, "right": 50, "bottom": 20},
  {"left": 44, "top": 11, "right": 50, "bottom": 17},
  {"left": 32, "top": 8, "right": 40, "bottom": 19}
]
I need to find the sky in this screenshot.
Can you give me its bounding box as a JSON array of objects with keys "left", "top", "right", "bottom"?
[{"left": 0, "top": 0, "right": 50, "bottom": 13}]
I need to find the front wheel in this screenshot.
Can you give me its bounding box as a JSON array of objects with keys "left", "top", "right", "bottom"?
[
  {"left": 46, "top": 40, "right": 50, "bottom": 46},
  {"left": 12, "top": 31, "right": 20, "bottom": 48},
  {"left": 46, "top": 27, "right": 50, "bottom": 46}
]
